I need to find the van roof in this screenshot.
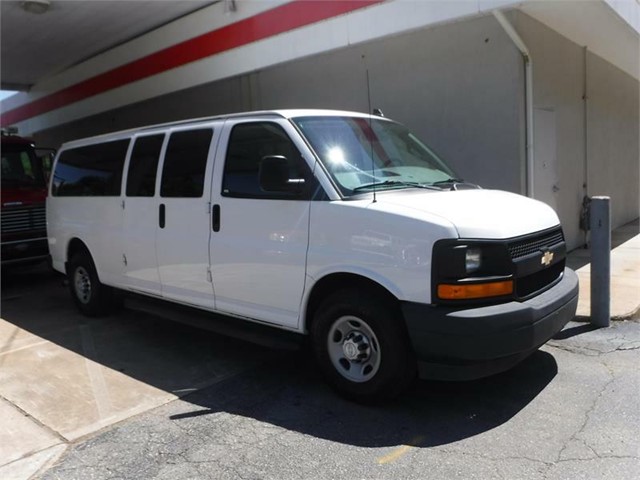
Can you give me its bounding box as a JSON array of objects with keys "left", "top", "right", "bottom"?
[{"left": 59, "top": 109, "right": 378, "bottom": 149}]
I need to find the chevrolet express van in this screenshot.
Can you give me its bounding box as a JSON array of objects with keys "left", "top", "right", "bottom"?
[{"left": 47, "top": 110, "right": 578, "bottom": 401}]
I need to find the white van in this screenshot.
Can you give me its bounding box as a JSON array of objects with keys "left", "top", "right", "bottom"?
[{"left": 47, "top": 110, "right": 578, "bottom": 401}]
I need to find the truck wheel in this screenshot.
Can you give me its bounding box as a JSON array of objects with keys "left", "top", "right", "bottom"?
[
  {"left": 67, "top": 250, "right": 114, "bottom": 317},
  {"left": 311, "top": 288, "right": 416, "bottom": 403}
]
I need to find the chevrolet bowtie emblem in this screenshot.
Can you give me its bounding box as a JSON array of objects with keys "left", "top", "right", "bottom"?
[{"left": 541, "top": 250, "right": 554, "bottom": 267}]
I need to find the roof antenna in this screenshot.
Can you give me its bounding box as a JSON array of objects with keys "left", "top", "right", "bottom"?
[{"left": 363, "top": 55, "right": 377, "bottom": 203}]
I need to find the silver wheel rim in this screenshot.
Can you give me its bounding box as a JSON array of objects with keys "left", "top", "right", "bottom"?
[
  {"left": 327, "top": 315, "right": 381, "bottom": 383},
  {"left": 74, "top": 266, "right": 92, "bottom": 305}
]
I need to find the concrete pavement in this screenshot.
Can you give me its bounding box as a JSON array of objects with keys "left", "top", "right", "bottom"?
[{"left": 567, "top": 219, "right": 640, "bottom": 320}]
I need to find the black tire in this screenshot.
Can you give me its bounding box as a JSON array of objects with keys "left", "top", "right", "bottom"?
[
  {"left": 67, "top": 250, "right": 115, "bottom": 317},
  {"left": 311, "top": 288, "right": 416, "bottom": 403}
]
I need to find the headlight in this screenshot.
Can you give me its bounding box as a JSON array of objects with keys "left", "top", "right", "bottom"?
[
  {"left": 432, "top": 239, "right": 513, "bottom": 303},
  {"left": 465, "top": 247, "right": 482, "bottom": 273}
]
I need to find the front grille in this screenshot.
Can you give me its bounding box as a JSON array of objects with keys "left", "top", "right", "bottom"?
[
  {"left": 1, "top": 204, "right": 46, "bottom": 234},
  {"left": 516, "top": 262, "right": 564, "bottom": 298},
  {"left": 507, "top": 227, "right": 564, "bottom": 260}
]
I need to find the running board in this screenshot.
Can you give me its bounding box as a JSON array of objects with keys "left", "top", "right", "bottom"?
[{"left": 123, "top": 293, "right": 304, "bottom": 351}]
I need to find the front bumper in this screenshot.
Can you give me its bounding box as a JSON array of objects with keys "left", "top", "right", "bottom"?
[{"left": 401, "top": 268, "right": 579, "bottom": 380}]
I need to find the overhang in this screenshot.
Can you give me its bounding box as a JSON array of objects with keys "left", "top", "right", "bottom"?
[{"left": 1, "top": 0, "right": 638, "bottom": 134}]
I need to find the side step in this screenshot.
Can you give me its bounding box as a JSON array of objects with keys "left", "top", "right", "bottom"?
[{"left": 123, "top": 293, "right": 304, "bottom": 351}]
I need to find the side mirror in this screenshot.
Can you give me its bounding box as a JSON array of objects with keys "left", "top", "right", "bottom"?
[{"left": 259, "top": 155, "right": 305, "bottom": 193}]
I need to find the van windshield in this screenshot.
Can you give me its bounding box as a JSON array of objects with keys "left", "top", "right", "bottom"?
[
  {"left": 1, "top": 143, "right": 48, "bottom": 188},
  {"left": 292, "top": 116, "right": 458, "bottom": 196}
]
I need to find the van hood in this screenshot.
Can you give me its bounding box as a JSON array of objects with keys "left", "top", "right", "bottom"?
[{"left": 374, "top": 189, "right": 560, "bottom": 239}]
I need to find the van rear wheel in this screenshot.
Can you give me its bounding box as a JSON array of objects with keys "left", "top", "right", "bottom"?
[
  {"left": 68, "top": 250, "right": 114, "bottom": 316},
  {"left": 311, "top": 289, "right": 416, "bottom": 403}
]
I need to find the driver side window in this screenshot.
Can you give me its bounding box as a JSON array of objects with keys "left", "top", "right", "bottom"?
[{"left": 222, "top": 122, "right": 310, "bottom": 199}]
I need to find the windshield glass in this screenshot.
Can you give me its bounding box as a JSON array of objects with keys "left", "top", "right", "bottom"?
[
  {"left": 1, "top": 143, "right": 49, "bottom": 188},
  {"left": 292, "top": 116, "right": 458, "bottom": 196}
]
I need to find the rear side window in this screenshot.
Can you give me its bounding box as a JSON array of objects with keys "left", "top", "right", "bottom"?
[
  {"left": 52, "top": 139, "right": 129, "bottom": 196},
  {"left": 160, "top": 129, "right": 213, "bottom": 198},
  {"left": 126, "top": 134, "right": 164, "bottom": 197}
]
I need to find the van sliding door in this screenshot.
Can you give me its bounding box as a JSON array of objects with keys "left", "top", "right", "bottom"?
[
  {"left": 155, "top": 127, "right": 218, "bottom": 308},
  {"left": 122, "top": 134, "right": 164, "bottom": 295}
]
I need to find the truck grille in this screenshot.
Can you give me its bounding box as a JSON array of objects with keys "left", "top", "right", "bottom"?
[
  {"left": 508, "top": 227, "right": 566, "bottom": 299},
  {"left": 507, "top": 227, "right": 564, "bottom": 260},
  {"left": 1, "top": 205, "right": 46, "bottom": 234}
]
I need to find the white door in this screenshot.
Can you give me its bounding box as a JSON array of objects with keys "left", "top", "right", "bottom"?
[
  {"left": 209, "top": 120, "right": 313, "bottom": 328},
  {"left": 155, "top": 126, "right": 219, "bottom": 308},
  {"left": 122, "top": 133, "right": 165, "bottom": 296}
]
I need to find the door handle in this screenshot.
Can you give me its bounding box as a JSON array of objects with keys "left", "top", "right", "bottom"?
[
  {"left": 212, "top": 204, "right": 220, "bottom": 232},
  {"left": 159, "top": 203, "right": 165, "bottom": 229}
]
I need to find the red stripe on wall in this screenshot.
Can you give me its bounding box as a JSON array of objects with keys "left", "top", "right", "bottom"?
[{"left": 0, "top": 0, "right": 384, "bottom": 126}]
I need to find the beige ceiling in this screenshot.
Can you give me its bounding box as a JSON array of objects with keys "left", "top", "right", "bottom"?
[{"left": 0, "top": 0, "right": 216, "bottom": 90}]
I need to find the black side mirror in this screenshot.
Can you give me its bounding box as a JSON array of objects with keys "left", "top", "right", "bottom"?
[{"left": 259, "top": 155, "right": 305, "bottom": 193}]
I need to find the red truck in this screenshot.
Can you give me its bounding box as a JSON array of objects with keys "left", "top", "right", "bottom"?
[{"left": 1, "top": 129, "right": 54, "bottom": 266}]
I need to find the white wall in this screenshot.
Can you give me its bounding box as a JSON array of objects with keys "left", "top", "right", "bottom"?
[
  {"left": 513, "top": 11, "right": 639, "bottom": 249},
  {"left": 586, "top": 51, "right": 640, "bottom": 229}
]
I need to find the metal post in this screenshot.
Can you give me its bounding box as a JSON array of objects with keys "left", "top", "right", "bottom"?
[{"left": 590, "top": 196, "right": 610, "bottom": 327}]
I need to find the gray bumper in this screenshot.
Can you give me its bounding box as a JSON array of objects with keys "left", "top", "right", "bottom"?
[{"left": 401, "top": 268, "right": 579, "bottom": 380}]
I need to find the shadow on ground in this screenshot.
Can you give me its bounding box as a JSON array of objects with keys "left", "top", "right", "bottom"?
[
  {"left": 168, "top": 348, "right": 558, "bottom": 449},
  {"left": 2, "top": 263, "right": 558, "bottom": 449}
]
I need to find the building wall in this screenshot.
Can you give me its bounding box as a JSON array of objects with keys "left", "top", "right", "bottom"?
[
  {"left": 513, "top": 11, "right": 639, "bottom": 249},
  {"left": 586, "top": 51, "right": 640, "bottom": 230}
]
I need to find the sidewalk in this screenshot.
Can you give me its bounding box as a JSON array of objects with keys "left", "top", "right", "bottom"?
[{"left": 566, "top": 218, "right": 640, "bottom": 320}]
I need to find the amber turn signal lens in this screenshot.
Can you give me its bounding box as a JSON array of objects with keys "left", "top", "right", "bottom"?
[{"left": 437, "top": 280, "right": 514, "bottom": 300}]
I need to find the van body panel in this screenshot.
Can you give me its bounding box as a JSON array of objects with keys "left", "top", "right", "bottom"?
[
  {"left": 48, "top": 197, "right": 123, "bottom": 285},
  {"left": 208, "top": 197, "right": 310, "bottom": 327},
  {"left": 376, "top": 189, "right": 560, "bottom": 239},
  {"left": 306, "top": 200, "right": 458, "bottom": 306},
  {"left": 122, "top": 195, "right": 161, "bottom": 295}
]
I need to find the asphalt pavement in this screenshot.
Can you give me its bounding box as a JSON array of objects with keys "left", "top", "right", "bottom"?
[{"left": 35, "top": 319, "right": 640, "bottom": 480}]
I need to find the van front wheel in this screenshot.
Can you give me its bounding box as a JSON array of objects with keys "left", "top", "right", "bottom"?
[
  {"left": 311, "top": 289, "right": 416, "bottom": 402},
  {"left": 68, "top": 251, "right": 114, "bottom": 317}
]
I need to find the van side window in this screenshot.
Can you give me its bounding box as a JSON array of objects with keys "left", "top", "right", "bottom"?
[
  {"left": 52, "top": 139, "right": 130, "bottom": 196},
  {"left": 126, "top": 134, "right": 164, "bottom": 197},
  {"left": 222, "top": 122, "right": 308, "bottom": 199},
  {"left": 160, "top": 129, "right": 213, "bottom": 198}
]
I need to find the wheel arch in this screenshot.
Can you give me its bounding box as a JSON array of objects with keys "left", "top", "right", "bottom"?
[
  {"left": 65, "top": 238, "right": 93, "bottom": 275},
  {"left": 303, "top": 272, "right": 400, "bottom": 333}
]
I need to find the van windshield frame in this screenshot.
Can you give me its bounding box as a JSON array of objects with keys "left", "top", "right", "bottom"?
[{"left": 291, "top": 116, "right": 458, "bottom": 197}]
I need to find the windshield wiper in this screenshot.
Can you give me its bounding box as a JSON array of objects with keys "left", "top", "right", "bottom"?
[
  {"left": 430, "top": 177, "right": 465, "bottom": 185},
  {"left": 352, "top": 180, "right": 439, "bottom": 192},
  {"left": 429, "top": 177, "right": 481, "bottom": 190}
]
